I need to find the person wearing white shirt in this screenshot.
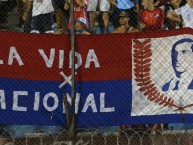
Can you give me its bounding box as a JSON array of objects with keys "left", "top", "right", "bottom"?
[
  {"left": 22, "top": 0, "right": 54, "bottom": 33},
  {"left": 167, "top": 0, "right": 193, "bottom": 29}
]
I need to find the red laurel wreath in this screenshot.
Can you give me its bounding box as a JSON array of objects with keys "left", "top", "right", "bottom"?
[{"left": 133, "top": 38, "right": 185, "bottom": 111}]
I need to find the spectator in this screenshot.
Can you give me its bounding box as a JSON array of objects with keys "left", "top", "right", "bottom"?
[
  {"left": 64, "top": 0, "right": 89, "bottom": 31},
  {"left": 16, "top": 0, "right": 24, "bottom": 28},
  {"left": 167, "top": 0, "right": 193, "bottom": 29},
  {"left": 112, "top": 11, "right": 138, "bottom": 33},
  {"left": 22, "top": 0, "right": 54, "bottom": 33},
  {"left": 0, "top": 0, "right": 17, "bottom": 29},
  {"left": 75, "top": 17, "right": 91, "bottom": 34},
  {"left": 140, "top": 0, "right": 164, "bottom": 32},
  {"left": 21, "top": 0, "right": 32, "bottom": 32},
  {"left": 163, "top": 0, "right": 185, "bottom": 29},
  {"left": 52, "top": 0, "right": 69, "bottom": 34},
  {"left": 110, "top": 0, "right": 139, "bottom": 29},
  {"left": 87, "top": 0, "right": 110, "bottom": 33}
]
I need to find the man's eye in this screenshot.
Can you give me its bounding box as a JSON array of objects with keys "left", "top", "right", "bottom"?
[{"left": 182, "top": 50, "right": 189, "bottom": 54}]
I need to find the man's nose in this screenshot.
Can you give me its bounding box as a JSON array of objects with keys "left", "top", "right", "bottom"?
[{"left": 177, "top": 54, "right": 183, "bottom": 62}]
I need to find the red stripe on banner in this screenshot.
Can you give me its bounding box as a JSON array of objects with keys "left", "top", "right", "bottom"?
[
  {"left": 0, "top": 28, "right": 192, "bottom": 81},
  {"left": 0, "top": 32, "right": 132, "bottom": 81}
]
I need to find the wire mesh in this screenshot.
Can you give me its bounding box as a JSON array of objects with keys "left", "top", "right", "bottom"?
[
  {"left": 0, "top": 128, "right": 193, "bottom": 145},
  {"left": 1, "top": 0, "right": 193, "bottom": 144}
]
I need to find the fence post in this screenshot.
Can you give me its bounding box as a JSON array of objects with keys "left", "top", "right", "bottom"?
[{"left": 70, "top": 0, "right": 76, "bottom": 144}]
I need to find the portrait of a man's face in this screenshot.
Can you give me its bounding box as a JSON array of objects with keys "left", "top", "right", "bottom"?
[
  {"left": 172, "top": 39, "right": 193, "bottom": 78},
  {"left": 132, "top": 36, "right": 193, "bottom": 116}
]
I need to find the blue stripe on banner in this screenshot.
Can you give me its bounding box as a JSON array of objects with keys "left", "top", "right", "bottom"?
[
  {"left": 0, "top": 78, "right": 192, "bottom": 126},
  {"left": 0, "top": 78, "right": 64, "bottom": 126},
  {"left": 0, "top": 78, "right": 132, "bottom": 126}
]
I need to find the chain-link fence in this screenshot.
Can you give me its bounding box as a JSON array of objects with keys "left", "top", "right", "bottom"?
[
  {"left": 1, "top": 0, "right": 183, "bottom": 34},
  {"left": 1, "top": 127, "right": 193, "bottom": 145},
  {"left": 1, "top": 0, "right": 193, "bottom": 144}
]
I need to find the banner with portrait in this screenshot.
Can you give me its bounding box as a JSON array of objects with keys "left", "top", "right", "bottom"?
[
  {"left": 132, "top": 30, "right": 193, "bottom": 124},
  {"left": 1, "top": 29, "right": 193, "bottom": 126}
]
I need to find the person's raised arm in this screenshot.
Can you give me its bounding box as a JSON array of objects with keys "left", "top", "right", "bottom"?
[
  {"left": 22, "top": 0, "right": 33, "bottom": 21},
  {"left": 107, "top": 0, "right": 117, "bottom": 6},
  {"left": 76, "top": 0, "right": 86, "bottom": 7},
  {"left": 167, "top": 10, "right": 182, "bottom": 22}
]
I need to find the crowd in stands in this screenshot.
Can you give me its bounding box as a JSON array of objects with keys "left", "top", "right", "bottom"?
[
  {"left": 0, "top": 0, "right": 193, "bottom": 34},
  {"left": 0, "top": 0, "right": 17, "bottom": 29}
]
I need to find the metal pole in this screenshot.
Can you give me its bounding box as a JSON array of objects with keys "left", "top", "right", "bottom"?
[{"left": 70, "top": 0, "right": 76, "bottom": 144}]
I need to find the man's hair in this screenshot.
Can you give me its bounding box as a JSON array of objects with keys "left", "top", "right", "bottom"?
[
  {"left": 172, "top": 38, "right": 193, "bottom": 52},
  {"left": 171, "top": 38, "right": 193, "bottom": 77}
]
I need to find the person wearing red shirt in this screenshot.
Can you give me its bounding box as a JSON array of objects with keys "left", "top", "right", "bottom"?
[
  {"left": 140, "top": 0, "right": 164, "bottom": 32},
  {"left": 64, "top": 0, "right": 89, "bottom": 30}
]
